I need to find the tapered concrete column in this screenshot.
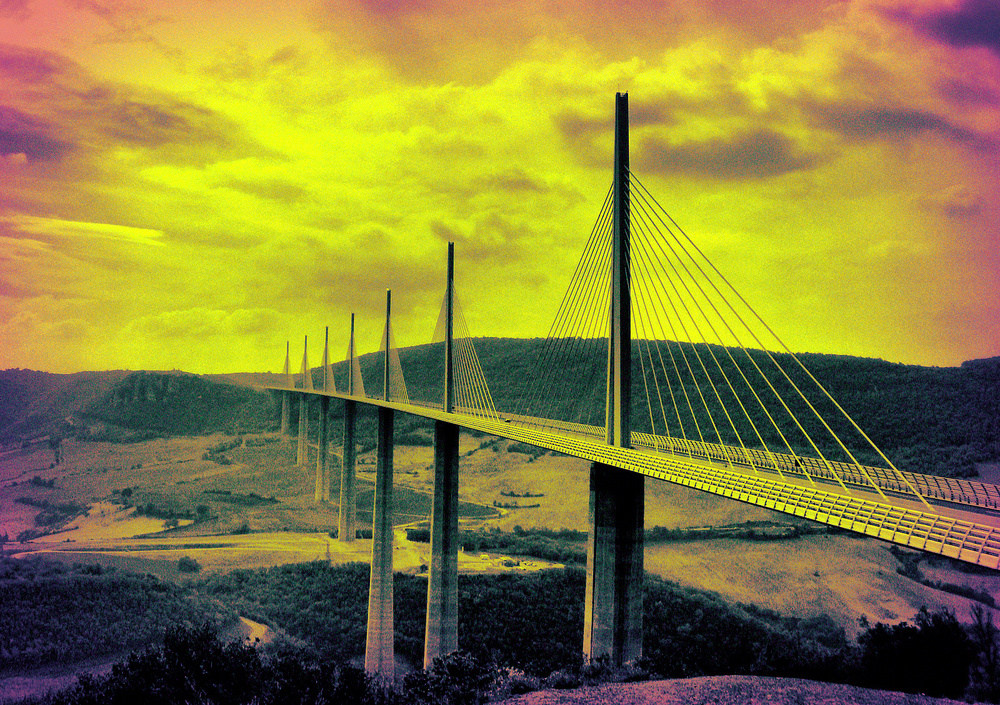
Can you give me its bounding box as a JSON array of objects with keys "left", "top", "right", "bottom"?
[
  {"left": 280, "top": 392, "right": 290, "bottom": 436},
  {"left": 424, "top": 420, "right": 460, "bottom": 667},
  {"left": 315, "top": 396, "right": 330, "bottom": 502},
  {"left": 584, "top": 462, "right": 644, "bottom": 665},
  {"left": 339, "top": 399, "right": 357, "bottom": 542},
  {"left": 296, "top": 395, "right": 309, "bottom": 467},
  {"left": 365, "top": 406, "right": 395, "bottom": 675}
]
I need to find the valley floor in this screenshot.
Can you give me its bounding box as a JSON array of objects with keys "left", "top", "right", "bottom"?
[{"left": 4, "top": 434, "right": 1000, "bottom": 701}]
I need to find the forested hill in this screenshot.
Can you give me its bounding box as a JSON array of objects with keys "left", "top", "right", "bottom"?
[
  {"left": 0, "top": 369, "right": 277, "bottom": 444},
  {"left": 2, "top": 342, "right": 998, "bottom": 477},
  {"left": 347, "top": 340, "right": 1000, "bottom": 478}
]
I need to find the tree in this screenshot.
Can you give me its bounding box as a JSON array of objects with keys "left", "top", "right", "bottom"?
[
  {"left": 858, "top": 607, "right": 972, "bottom": 699},
  {"left": 969, "top": 604, "right": 1000, "bottom": 702},
  {"left": 177, "top": 556, "right": 201, "bottom": 573}
]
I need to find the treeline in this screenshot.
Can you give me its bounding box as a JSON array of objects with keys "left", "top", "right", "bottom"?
[
  {"left": 0, "top": 557, "right": 235, "bottom": 674},
  {"left": 406, "top": 526, "right": 587, "bottom": 565},
  {"left": 337, "top": 340, "right": 1000, "bottom": 478},
  {"left": 3, "top": 344, "right": 998, "bottom": 476},
  {"left": 191, "top": 561, "right": 1000, "bottom": 698},
  {"left": 88, "top": 372, "right": 278, "bottom": 437},
  {"left": 403, "top": 525, "right": 832, "bottom": 566},
  {"left": 10, "top": 560, "right": 1000, "bottom": 704}
]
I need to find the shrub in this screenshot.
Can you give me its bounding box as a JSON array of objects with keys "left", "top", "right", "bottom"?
[{"left": 177, "top": 556, "right": 201, "bottom": 573}]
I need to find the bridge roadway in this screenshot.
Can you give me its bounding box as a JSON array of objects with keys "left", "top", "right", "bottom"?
[{"left": 272, "top": 386, "right": 1000, "bottom": 571}]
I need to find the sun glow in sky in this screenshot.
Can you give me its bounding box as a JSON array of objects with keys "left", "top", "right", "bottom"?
[{"left": 1, "top": 0, "right": 997, "bottom": 373}]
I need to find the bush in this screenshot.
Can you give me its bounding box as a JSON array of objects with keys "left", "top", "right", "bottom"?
[
  {"left": 857, "top": 607, "right": 973, "bottom": 699},
  {"left": 177, "top": 556, "right": 201, "bottom": 573},
  {"left": 403, "top": 651, "right": 493, "bottom": 705}
]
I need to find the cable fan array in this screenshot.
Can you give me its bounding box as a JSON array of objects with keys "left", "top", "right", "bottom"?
[
  {"left": 433, "top": 290, "right": 498, "bottom": 419},
  {"left": 379, "top": 319, "right": 409, "bottom": 404},
  {"left": 516, "top": 171, "right": 928, "bottom": 508}
]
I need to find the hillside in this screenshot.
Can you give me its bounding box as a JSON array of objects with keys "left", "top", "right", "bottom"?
[
  {"left": 347, "top": 341, "right": 1000, "bottom": 478},
  {"left": 3, "top": 343, "right": 999, "bottom": 477},
  {"left": 0, "top": 369, "right": 278, "bottom": 444}
]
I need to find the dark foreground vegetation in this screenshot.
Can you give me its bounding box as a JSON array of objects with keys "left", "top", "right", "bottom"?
[
  {"left": 0, "top": 557, "right": 234, "bottom": 674},
  {"left": 6, "top": 558, "right": 1000, "bottom": 704}
]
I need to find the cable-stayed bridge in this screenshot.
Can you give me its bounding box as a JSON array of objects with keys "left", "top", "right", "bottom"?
[{"left": 266, "top": 94, "right": 1000, "bottom": 675}]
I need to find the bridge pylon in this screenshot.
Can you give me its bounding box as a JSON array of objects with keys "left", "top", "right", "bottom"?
[
  {"left": 425, "top": 242, "right": 460, "bottom": 667},
  {"left": 296, "top": 335, "right": 310, "bottom": 467},
  {"left": 315, "top": 327, "right": 331, "bottom": 503},
  {"left": 339, "top": 313, "right": 358, "bottom": 542},
  {"left": 584, "top": 92, "right": 644, "bottom": 666},
  {"left": 365, "top": 293, "right": 396, "bottom": 676}
]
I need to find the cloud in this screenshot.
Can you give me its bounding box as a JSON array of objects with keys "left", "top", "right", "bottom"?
[
  {"left": 7, "top": 214, "right": 165, "bottom": 246},
  {"left": 220, "top": 177, "right": 308, "bottom": 204},
  {"left": 125, "top": 307, "right": 283, "bottom": 341},
  {"left": 637, "top": 129, "right": 819, "bottom": 180},
  {"left": 919, "top": 184, "right": 984, "bottom": 219},
  {"left": 0, "top": 106, "right": 71, "bottom": 161},
  {"left": 811, "top": 102, "right": 994, "bottom": 151},
  {"left": 904, "top": 0, "right": 1000, "bottom": 56},
  {"left": 939, "top": 78, "right": 1000, "bottom": 108},
  {"left": 312, "top": 0, "right": 841, "bottom": 86},
  {"left": 0, "top": 44, "right": 278, "bottom": 168}
]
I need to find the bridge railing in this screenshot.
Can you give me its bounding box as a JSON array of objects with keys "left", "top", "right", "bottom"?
[{"left": 494, "top": 410, "right": 999, "bottom": 511}]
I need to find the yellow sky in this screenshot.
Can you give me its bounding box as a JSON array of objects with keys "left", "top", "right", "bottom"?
[{"left": 0, "top": 0, "right": 997, "bottom": 373}]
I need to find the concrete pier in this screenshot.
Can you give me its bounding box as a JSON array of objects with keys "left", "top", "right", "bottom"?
[
  {"left": 365, "top": 406, "right": 395, "bottom": 675},
  {"left": 583, "top": 462, "right": 644, "bottom": 665},
  {"left": 315, "top": 396, "right": 330, "bottom": 502},
  {"left": 423, "top": 420, "right": 460, "bottom": 667},
  {"left": 296, "top": 395, "right": 309, "bottom": 467},
  {"left": 339, "top": 399, "right": 357, "bottom": 541}
]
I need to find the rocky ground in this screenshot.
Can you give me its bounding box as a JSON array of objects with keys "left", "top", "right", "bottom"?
[{"left": 503, "top": 675, "right": 980, "bottom": 705}]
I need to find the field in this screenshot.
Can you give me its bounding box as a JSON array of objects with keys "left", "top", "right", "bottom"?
[
  {"left": 3, "top": 431, "right": 1000, "bottom": 702},
  {"left": 5, "top": 433, "right": 999, "bottom": 628}
]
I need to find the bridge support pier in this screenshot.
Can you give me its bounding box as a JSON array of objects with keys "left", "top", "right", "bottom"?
[
  {"left": 424, "top": 420, "right": 459, "bottom": 667},
  {"left": 339, "top": 399, "right": 357, "bottom": 541},
  {"left": 365, "top": 406, "right": 395, "bottom": 676},
  {"left": 315, "top": 396, "right": 330, "bottom": 502},
  {"left": 296, "top": 395, "right": 309, "bottom": 467},
  {"left": 280, "top": 392, "right": 290, "bottom": 436},
  {"left": 584, "top": 462, "right": 643, "bottom": 666}
]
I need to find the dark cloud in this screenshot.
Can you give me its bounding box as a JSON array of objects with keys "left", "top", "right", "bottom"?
[
  {"left": 637, "top": 129, "right": 818, "bottom": 180},
  {"left": 556, "top": 90, "right": 749, "bottom": 170},
  {"left": 70, "top": 0, "right": 181, "bottom": 61},
  {"left": 0, "top": 45, "right": 280, "bottom": 166},
  {"left": 96, "top": 95, "right": 249, "bottom": 159},
  {"left": 812, "top": 102, "right": 995, "bottom": 151},
  {"left": 0, "top": 43, "right": 79, "bottom": 86},
  {"left": 222, "top": 178, "right": 308, "bottom": 204},
  {"left": 918, "top": 0, "right": 1000, "bottom": 55},
  {"left": 939, "top": 79, "right": 1000, "bottom": 108},
  {"left": 920, "top": 185, "right": 984, "bottom": 220},
  {"left": 0, "top": 106, "right": 71, "bottom": 160},
  {"left": 473, "top": 169, "right": 548, "bottom": 195}
]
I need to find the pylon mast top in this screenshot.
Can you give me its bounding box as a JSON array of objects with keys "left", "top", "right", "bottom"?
[{"left": 606, "top": 92, "right": 631, "bottom": 448}]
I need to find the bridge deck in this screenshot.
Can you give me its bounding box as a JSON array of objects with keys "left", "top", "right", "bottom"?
[{"left": 271, "top": 387, "right": 1000, "bottom": 570}]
